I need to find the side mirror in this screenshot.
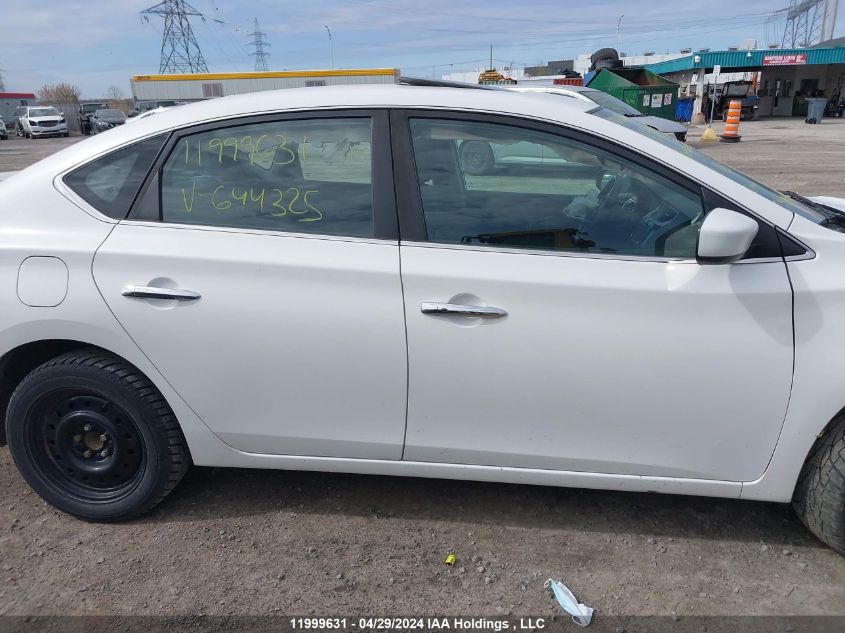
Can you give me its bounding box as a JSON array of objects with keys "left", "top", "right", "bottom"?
[{"left": 697, "top": 208, "right": 759, "bottom": 264}]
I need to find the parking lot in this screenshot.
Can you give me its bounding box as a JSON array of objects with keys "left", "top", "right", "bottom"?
[{"left": 2, "top": 117, "right": 845, "bottom": 621}]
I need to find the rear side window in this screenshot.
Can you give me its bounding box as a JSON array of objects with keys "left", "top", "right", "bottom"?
[{"left": 64, "top": 135, "right": 167, "bottom": 219}]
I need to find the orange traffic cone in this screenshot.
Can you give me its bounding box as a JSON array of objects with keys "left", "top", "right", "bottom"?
[{"left": 719, "top": 99, "right": 742, "bottom": 142}]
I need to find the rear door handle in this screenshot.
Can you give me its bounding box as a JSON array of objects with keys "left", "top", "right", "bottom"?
[
  {"left": 421, "top": 302, "right": 507, "bottom": 318},
  {"left": 121, "top": 285, "right": 201, "bottom": 301}
]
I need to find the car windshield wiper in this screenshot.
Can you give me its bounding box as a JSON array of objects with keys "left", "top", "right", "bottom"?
[
  {"left": 783, "top": 191, "right": 841, "bottom": 216},
  {"left": 624, "top": 113, "right": 646, "bottom": 117},
  {"left": 782, "top": 191, "right": 845, "bottom": 229}
]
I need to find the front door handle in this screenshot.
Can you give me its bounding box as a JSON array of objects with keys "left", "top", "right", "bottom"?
[
  {"left": 421, "top": 302, "right": 507, "bottom": 318},
  {"left": 121, "top": 285, "right": 201, "bottom": 301}
]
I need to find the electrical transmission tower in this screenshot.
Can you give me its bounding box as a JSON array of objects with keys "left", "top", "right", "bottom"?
[
  {"left": 781, "top": 0, "right": 839, "bottom": 48},
  {"left": 141, "top": 0, "right": 209, "bottom": 74},
  {"left": 248, "top": 18, "right": 271, "bottom": 72}
]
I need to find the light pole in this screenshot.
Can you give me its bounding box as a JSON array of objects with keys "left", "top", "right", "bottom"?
[
  {"left": 616, "top": 14, "right": 624, "bottom": 52},
  {"left": 324, "top": 25, "right": 333, "bottom": 69}
]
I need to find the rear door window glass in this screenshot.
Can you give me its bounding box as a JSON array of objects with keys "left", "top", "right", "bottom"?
[{"left": 160, "top": 118, "right": 374, "bottom": 237}]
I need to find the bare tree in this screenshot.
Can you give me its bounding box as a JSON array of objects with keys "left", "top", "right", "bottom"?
[
  {"left": 104, "top": 85, "right": 125, "bottom": 101},
  {"left": 38, "top": 83, "right": 81, "bottom": 103}
]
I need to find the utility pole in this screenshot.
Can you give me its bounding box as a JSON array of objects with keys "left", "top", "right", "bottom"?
[
  {"left": 324, "top": 25, "right": 334, "bottom": 69},
  {"left": 141, "top": 0, "right": 209, "bottom": 74},
  {"left": 248, "top": 17, "right": 271, "bottom": 72},
  {"left": 489, "top": 44, "right": 493, "bottom": 70}
]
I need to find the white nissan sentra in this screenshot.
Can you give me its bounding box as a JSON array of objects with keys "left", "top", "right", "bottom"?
[{"left": 2, "top": 83, "right": 845, "bottom": 554}]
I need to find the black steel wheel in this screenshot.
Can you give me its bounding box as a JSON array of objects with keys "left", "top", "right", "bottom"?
[
  {"left": 28, "top": 393, "right": 145, "bottom": 498},
  {"left": 6, "top": 351, "right": 190, "bottom": 521}
]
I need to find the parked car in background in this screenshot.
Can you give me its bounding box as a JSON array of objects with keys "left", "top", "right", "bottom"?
[
  {"left": 3, "top": 84, "right": 845, "bottom": 559},
  {"left": 12, "top": 106, "right": 29, "bottom": 137},
  {"left": 0, "top": 116, "right": 7, "bottom": 140},
  {"left": 129, "top": 100, "right": 185, "bottom": 118},
  {"left": 91, "top": 109, "right": 127, "bottom": 134},
  {"left": 78, "top": 102, "right": 108, "bottom": 136},
  {"left": 511, "top": 85, "right": 689, "bottom": 141},
  {"left": 126, "top": 106, "right": 171, "bottom": 122},
  {"left": 19, "top": 106, "right": 68, "bottom": 139}
]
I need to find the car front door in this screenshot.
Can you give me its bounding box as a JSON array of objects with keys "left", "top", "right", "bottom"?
[
  {"left": 93, "top": 111, "right": 408, "bottom": 459},
  {"left": 394, "top": 111, "right": 794, "bottom": 482}
]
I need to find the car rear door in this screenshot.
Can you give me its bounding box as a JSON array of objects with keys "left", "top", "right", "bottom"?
[
  {"left": 93, "top": 110, "right": 408, "bottom": 459},
  {"left": 393, "top": 110, "right": 794, "bottom": 482}
]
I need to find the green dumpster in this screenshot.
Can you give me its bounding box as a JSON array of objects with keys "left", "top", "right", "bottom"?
[{"left": 586, "top": 67, "right": 679, "bottom": 121}]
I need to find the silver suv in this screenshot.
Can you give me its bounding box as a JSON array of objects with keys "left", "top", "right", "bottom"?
[{"left": 19, "top": 105, "right": 69, "bottom": 139}]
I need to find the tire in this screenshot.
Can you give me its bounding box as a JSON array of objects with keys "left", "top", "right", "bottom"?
[
  {"left": 5, "top": 351, "right": 190, "bottom": 521},
  {"left": 459, "top": 140, "right": 495, "bottom": 176},
  {"left": 591, "top": 48, "right": 619, "bottom": 64},
  {"left": 62, "top": 132, "right": 69, "bottom": 138},
  {"left": 793, "top": 415, "right": 845, "bottom": 554},
  {"left": 595, "top": 59, "right": 623, "bottom": 71}
]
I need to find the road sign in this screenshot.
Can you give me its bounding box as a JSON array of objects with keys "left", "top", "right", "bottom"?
[{"left": 713, "top": 65, "right": 721, "bottom": 76}]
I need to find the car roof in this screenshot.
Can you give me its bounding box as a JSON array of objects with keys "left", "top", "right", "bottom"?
[{"left": 38, "top": 84, "right": 600, "bottom": 170}]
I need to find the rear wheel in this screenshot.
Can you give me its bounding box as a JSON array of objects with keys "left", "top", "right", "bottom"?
[
  {"left": 793, "top": 415, "right": 845, "bottom": 554},
  {"left": 5, "top": 351, "right": 190, "bottom": 521}
]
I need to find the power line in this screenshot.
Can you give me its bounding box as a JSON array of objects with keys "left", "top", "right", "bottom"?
[
  {"left": 781, "top": 0, "right": 839, "bottom": 47},
  {"left": 141, "top": 0, "right": 209, "bottom": 74},
  {"left": 247, "top": 18, "right": 271, "bottom": 71}
]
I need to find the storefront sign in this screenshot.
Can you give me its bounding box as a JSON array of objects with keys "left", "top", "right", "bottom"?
[{"left": 763, "top": 54, "right": 808, "bottom": 66}]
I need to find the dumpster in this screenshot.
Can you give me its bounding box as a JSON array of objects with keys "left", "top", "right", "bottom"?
[
  {"left": 805, "top": 97, "right": 827, "bottom": 124},
  {"left": 586, "top": 67, "right": 679, "bottom": 120}
]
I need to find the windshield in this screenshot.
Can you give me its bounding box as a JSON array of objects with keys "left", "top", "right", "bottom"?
[
  {"left": 723, "top": 83, "right": 752, "bottom": 97},
  {"left": 578, "top": 90, "right": 643, "bottom": 116},
  {"left": 29, "top": 108, "right": 59, "bottom": 117},
  {"left": 83, "top": 104, "right": 105, "bottom": 112},
  {"left": 593, "top": 108, "right": 831, "bottom": 223},
  {"left": 97, "top": 109, "right": 126, "bottom": 119}
]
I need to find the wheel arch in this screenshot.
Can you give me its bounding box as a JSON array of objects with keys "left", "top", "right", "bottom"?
[
  {"left": 792, "top": 405, "right": 845, "bottom": 495},
  {"left": 0, "top": 340, "right": 160, "bottom": 447}
]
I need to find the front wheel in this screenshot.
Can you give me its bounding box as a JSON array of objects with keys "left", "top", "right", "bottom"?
[
  {"left": 6, "top": 351, "right": 190, "bottom": 521},
  {"left": 793, "top": 415, "right": 845, "bottom": 554}
]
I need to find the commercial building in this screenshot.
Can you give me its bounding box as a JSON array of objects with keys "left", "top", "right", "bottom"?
[
  {"left": 0, "top": 92, "right": 36, "bottom": 122},
  {"left": 130, "top": 68, "right": 400, "bottom": 103},
  {"left": 644, "top": 45, "right": 845, "bottom": 117}
]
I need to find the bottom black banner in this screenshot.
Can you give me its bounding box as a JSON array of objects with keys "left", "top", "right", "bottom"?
[{"left": 1, "top": 616, "right": 845, "bottom": 633}]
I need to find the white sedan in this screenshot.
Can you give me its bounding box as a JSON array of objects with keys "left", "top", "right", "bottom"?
[{"left": 1, "top": 84, "right": 844, "bottom": 556}]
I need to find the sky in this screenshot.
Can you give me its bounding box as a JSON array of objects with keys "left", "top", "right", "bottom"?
[{"left": 1, "top": 0, "right": 843, "bottom": 98}]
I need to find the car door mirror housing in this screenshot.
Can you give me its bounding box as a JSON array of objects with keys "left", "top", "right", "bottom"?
[{"left": 696, "top": 208, "right": 759, "bottom": 264}]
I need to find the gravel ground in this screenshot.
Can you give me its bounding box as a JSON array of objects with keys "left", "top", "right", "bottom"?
[{"left": 2, "top": 117, "right": 845, "bottom": 620}]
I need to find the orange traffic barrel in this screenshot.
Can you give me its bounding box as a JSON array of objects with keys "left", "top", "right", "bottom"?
[{"left": 719, "top": 99, "right": 742, "bottom": 142}]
